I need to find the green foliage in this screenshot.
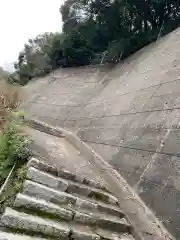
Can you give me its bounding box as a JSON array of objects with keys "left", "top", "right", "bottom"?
[
  {"left": 14, "top": 33, "right": 54, "bottom": 85},
  {"left": 47, "top": 33, "right": 65, "bottom": 68},
  {"left": 14, "top": 31, "right": 94, "bottom": 84},
  {"left": 67, "top": 0, "right": 176, "bottom": 60},
  {"left": 61, "top": 31, "right": 93, "bottom": 67},
  {"left": 12, "top": 110, "right": 25, "bottom": 120},
  {"left": 13, "top": 165, "right": 27, "bottom": 192},
  {"left": 14, "top": 0, "right": 180, "bottom": 84},
  {"left": 0, "top": 119, "right": 30, "bottom": 184},
  {"left": 61, "top": 0, "right": 180, "bottom": 63},
  {"left": 0, "top": 165, "right": 27, "bottom": 213},
  {"left": 47, "top": 31, "right": 93, "bottom": 68}
]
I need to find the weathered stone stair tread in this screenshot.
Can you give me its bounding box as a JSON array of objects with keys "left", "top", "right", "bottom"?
[
  {"left": 1, "top": 210, "right": 129, "bottom": 240},
  {"left": 0, "top": 231, "right": 48, "bottom": 240},
  {"left": 1, "top": 208, "right": 70, "bottom": 239},
  {"left": 74, "top": 211, "right": 131, "bottom": 232},
  {"left": 70, "top": 225, "right": 100, "bottom": 240},
  {"left": 14, "top": 193, "right": 74, "bottom": 221},
  {"left": 14, "top": 193, "right": 129, "bottom": 233},
  {"left": 74, "top": 194, "right": 121, "bottom": 214},
  {"left": 75, "top": 198, "right": 124, "bottom": 218},
  {"left": 23, "top": 180, "right": 77, "bottom": 207},
  {"left": 1, "top": 208, "right": 105, "bottom": 240},
  {"left": 95, "top": 229, "right": 135, "bottom": 240},
  {"left": 22, "top": 180, "right": 124, "bottom": 218},
  {"left": 28, "top": 157, "right": 108, "bottom": 191},
  {"left": 27, "top": 167, "right": 118, "bottom": 205},
  {"left": 96, "top": 201, "right": 124, "bottom": 218},
  {"left": 66, "top": 180, "right": 118, "bottom": 205}
]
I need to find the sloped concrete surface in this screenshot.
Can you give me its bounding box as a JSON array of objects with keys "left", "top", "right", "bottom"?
[
  {"left": 25, "top": 126, "right": 106, "bottom": 186},
  {"left": 22, "top": 27, "right": 180, "bottom": 238}
]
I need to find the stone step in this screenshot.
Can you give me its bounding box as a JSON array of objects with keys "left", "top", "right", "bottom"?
[
  {"left": 28, "top": 157, "right": 108, "bottom": 192},
  {"left": 97, "top": 202, "right": 124, "bottom": 218},
  {"left": 23, "top": 180, "right": 77, "bottom": 207},
  {"left": 14, "top": 193, "right": 74, "bottom": 221},
  {"left": 75, "top": 197, "right": 124, "bottom": 218},
  {"left": 22, "top": 180, "right": 124, "bottom": 218},
  {"left": 70, "top": 225, "right": 100, "bottom": 240},
  {"left": 1, "top": 207, "right": 70, "bottom": 239},
  {"left": 14, "top": 194, "right": 130, "bottom": 233},
  {"left": 66, "top": 181, "right": 118, "bottom": 206},
  {"left": 0, "top": 229, "right": 134, "bottom": 240},
  {"left": 1, "top": 208, "right": 101, "bottom": 240},
  {"left": 74, "top": 211, "right": 131, "bottom": 233},
  {"left": 94, "top": 229, "right": 135, "bottom": 240},
  {"left": 0, "top": 231, "right": 48, "bottom": 240},
  {"left": 27, "top": 167, "right": 69, "bottom": 191},
  {"left": 27, "top": 167, "right": 118, "bottom": 206}
]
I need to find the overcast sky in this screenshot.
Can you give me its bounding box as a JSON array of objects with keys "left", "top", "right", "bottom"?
[{"left": 0, "top": 0, "right": 64, "bottom": 70}]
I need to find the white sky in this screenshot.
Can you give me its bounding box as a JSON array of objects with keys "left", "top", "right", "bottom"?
[{"left": 0, "top": 0, "right": 65, "bottom": 69}]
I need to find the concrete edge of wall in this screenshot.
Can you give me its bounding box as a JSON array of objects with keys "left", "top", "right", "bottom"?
[{"left": 26, "top": 118, "right": 175, "bottom": 240}]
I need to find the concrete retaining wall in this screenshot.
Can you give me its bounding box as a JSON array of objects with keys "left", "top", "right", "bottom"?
[{"left": 23, "top": 28, "right": 180, "bottom": 238}]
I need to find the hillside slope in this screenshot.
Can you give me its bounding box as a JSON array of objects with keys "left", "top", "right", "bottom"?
[{"left": 23, "top": 27, "right": 180, "bottom": 238}]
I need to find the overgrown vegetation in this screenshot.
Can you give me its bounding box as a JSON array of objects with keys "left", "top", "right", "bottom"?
[
  {"left": 13, "top": 0, "right": 180, "bottom": 85},
  {"left": 0, "top": 165, "right": 27, "bottom": 213},
  {"left": 0, "top": 81, "right": 30, "bottom": 213},
  {"left": 0, "top": 120, "right": 30, "bottom": 185},
  {"left": 0, "top": 81, "right": 30, "bottom": 185}
]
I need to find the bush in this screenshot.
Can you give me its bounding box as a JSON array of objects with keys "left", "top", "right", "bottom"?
[
  {"left": 0, "top": 119, "right": 31, "bottom": 185},
  {"left": 0, "top": 81, "right": 30, "bottom": 185}
]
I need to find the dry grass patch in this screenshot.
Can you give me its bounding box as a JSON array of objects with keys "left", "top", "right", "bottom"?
[{"left": 0, "top": 80, "right": 23, "bottom": 129}]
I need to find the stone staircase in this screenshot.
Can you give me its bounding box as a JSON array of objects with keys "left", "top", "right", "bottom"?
[{"left": 0, "top": 157, "right": 136, "bottom": 240}]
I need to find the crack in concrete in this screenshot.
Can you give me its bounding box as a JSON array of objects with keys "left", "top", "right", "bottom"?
[{"left": 134, "top": 112, "right": 180, "bottom": 193}]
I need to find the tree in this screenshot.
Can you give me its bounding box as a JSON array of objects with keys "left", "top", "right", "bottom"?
[
  {"left": 47, "top": 33, "right": 65, "bottom": 68},
  {"left": 61, "top": 0, "right": 180, "bottom": 62},
  {"left": 14, "top": 33, "right": 54, "bottom": 85},
  {"left": 14, "top": 0, "right": 180, "bottom": 85},
  {"left": 61, "top": 31, "right": 93, "bottom": 67}
]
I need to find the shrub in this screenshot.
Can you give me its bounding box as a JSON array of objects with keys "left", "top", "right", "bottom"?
[
  {"left": 0, "top": 119, "right": 31, "bottom": 184},
  {"left": 0, "top": 80, "right": 30, "bottom": 213},
  {"left": 0, "top": 81, "right": 30, "bottom": 184}
]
